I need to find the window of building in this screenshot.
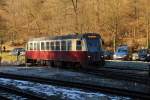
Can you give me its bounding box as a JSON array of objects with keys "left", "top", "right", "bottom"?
[
  {"left": 76, "top": 40, "right": 82, "bottom": 50},
  {"left": 51, "top": 42, "right": 55, "bottom": 50},
  {"left": 56, "top": 41, "right": 60, "bottom": 51},
  {"left": 29, "top": 43, "right": 33, "bottom": 50},
  {"left": 46, "top": 42, "right": 50, "bottom": 50},
  {"left": 67, "top": 41, "right": 72, "bottom": 51},
  {"left": 61, "top": 41, "right": 66, "bottom": 51},
  {"left": 41, "top": 42, "right": 45, "bottom": 50}
]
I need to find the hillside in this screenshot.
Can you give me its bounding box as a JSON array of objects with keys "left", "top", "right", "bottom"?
[{"left": 0, "top": 0, "right": 150, "bottom": 49}]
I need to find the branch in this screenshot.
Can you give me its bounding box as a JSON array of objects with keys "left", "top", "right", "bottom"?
[{"left": 71, "top": 0, "right": 77, "bottom": 14}]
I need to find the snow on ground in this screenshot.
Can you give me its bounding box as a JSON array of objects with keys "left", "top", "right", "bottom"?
[
  {"left": 0, "top": 78, "right": 132, "bottom": 100},
  {"left": 0, "top": 91, "right": 26, "bottom": 100}
]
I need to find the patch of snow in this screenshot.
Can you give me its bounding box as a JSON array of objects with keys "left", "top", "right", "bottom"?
[
  {"left": 0, "top": 91, "right": 27, "bottom": 100},
  {"left": 0, "top": 78, "right": 132, "bottom": 100}
]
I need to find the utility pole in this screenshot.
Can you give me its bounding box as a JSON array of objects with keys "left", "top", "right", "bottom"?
[
  {"left": 146, "top": 0, "right": 150, "bottom": 49},
  {"left": 133, "top": 0, "right": 139, "bottom": 47},
  {"left": 147, "top": 18, "right": 149, "bottom": 48},
  {"left": 113, "top": 0, "right": 120, "bottom": 52},
  {"left": 113, "top": 33, "right": 116, "bottom": 52}
]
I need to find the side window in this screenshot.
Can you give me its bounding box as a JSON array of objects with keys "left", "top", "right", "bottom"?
[
  {"left": 51, "top": 42, "right": 55, "bottom": 50},
  {"left": 76, "top": 40, "right": 82, "bottom": 50},
  {"left": 56, "top": 41, "right": 60, "bottom": 51},
  {"left": 29, "top": 43, "right": 33, "bottom": 50},
  {"left": 41, "top": 42, "right": 45, "bottom": 50},
  {"left": 46, "top": 42, "right": 50, "bottom": 50},
  {"left": 67, "top": 41, "right": 72, "bottom": 51},
  {"left": 26, "top": 44, "right": 28, "bottom": 50},
  {"left": 34, "top": 43, "right": 37, "bottom": 50},
  {"left": 61, "top": 41, "right": 66, "bottom": 51},
  {"left": 37, "top": 42, "right": 40, "bottom": 50}
]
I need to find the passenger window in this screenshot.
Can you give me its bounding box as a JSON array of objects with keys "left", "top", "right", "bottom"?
[
  {"left": 61, "top": 41, "right": 66, "bottom": 51},
  {"left": 37, "top": 42, "right": 40, "bottom": 50},
  {"left": 41, "top": 42, "right": 45, "bottom": 50},
  {"left": 29, "top": 43, "right": 33, "bottom": 50},
  {"left": 56, "top": 41, "right": 60, "bottom": 51},
  {"left": 67, "top": 41, "right": 72, "bottom": 51},
  {"left": 46, "top": 42, "right": 50, "bottom": 50},
  {"left": 34, "top": 43, "right": 37, "bottom": 50},
  {"left": 76, "top": 40, "right": 82, "bottom": 50},
  {"left": 51, "top": 42, "right": 55, "bottom": 50}
]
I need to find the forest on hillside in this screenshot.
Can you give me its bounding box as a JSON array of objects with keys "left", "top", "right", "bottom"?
[{"left": 0, "top": 0, "right": 150, "bottom": 49}]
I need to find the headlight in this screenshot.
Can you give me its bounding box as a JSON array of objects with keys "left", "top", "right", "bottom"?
[
  {"left": 88, "top": 56, "right": 91, "bottom": 58},
  {"left": 113, "top": 55, "right": 116, "bottom": 58},
  {"left": 147, "top": 54, "right": 150, "bottom": 56}
]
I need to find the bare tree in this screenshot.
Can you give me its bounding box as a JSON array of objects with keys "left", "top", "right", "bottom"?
[
  {"left": 71, "top": 0, "right": 78, "bottom": 33},
  {"left": 144, "top": 0, "right": 150, "bottom": 48}
]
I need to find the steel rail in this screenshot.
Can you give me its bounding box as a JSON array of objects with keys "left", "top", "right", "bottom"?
[
  {"left": 59, "top": 66, "right": 149, "bottom": 85},
  {"left": 0, "top": 84, "right": 47, "bottom": 100},
  {"left": 0, "top": 95, "right": 10, "bottom": 100},
  {"left": 81, "top": 68, "right": 150, "bottom": 85},
  {"left": 0, "top": 72, "right": 149, "bottom": 100},
  {"left": 103, "top": 66, "right": 148, "bottom": 71}
]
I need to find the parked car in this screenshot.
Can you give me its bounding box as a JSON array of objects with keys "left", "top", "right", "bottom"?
[
  {"left": 146, "top": 53, "right": 150, "bottom": 62},
  {"left": 104, "top": 50, "right": 113, "bottom": 60},
  {"left": 132, "top": 52, "right": 139, "bottom": 61},
  {"left": 10, "top": 48, "right": 25, "bottom": 56},
  {"left": 138, "top": 49, "right": 150, "bottom": 61},
  {"left": 113, "top": 45, "right": 131, "bottom": 60}
]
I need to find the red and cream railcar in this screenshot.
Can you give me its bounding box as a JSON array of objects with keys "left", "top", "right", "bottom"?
[{"left": 25, "top": 33, "right": 105, "bottom": 67}]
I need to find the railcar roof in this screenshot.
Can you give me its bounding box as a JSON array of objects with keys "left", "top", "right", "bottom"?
[{"left": 28, "top": 33, "right": 101, "bottom": 42}]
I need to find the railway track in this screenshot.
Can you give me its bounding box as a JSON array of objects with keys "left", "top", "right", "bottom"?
[
  {"left": 18, "top": 65, "right": 150, "bottom": 84},
  {"left": 0, "top": 72, "right": 149, "bottom": 100},
  {"left": 77, "top": 67, "right": 150, "bottom": 85},
  {"left": 59, "top": 65, "right": 149, "bottom": 85},
  {"left": 0, "top": 95, "right": 10, "bottom": 100},
  {"left": 20, "top": 65, "right": 150, "bottom": 85},
  {"left": 0, "top": 84, "right": 47, "bottom": 100},
  {"left": 104, "top": 66, "right": 149, "bottom": 71}
]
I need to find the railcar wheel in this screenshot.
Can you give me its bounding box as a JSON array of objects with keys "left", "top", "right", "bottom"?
[
  {"left": 99, "top": 60, "right": 105, "bottom": 66},
  {"left": 75, "top": 63, "right": 82, "bottom": 70},
  {"left": 54, "top": 61, "right": 63, "bottom": 67},
  {"left": 33, "top": 60, "right": 36, "bottom": 66},
  {"left": 50, "top": 61, "right": 55, "bottom": 67}
]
